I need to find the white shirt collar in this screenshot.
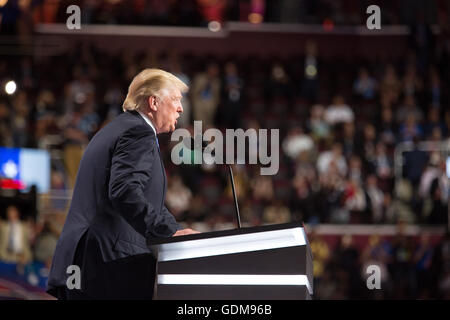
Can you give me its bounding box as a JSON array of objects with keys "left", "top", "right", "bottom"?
[{"left": 137, "top": 110, "right": 157, "bottom": 135}]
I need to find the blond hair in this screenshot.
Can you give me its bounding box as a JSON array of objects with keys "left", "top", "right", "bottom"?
[{"left": 122, "top": 68, "right": 188, "bottom": 112}]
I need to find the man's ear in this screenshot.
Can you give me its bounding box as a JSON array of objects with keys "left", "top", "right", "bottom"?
[{"left": 148, "top": 95, "right": 158, "bottom": 111}]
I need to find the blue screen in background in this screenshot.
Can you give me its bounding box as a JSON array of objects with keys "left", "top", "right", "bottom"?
[
  {"left": 0, "top": 147, "right": 20, "bottom": 180},
  {"left": 0, "top": 147, "right": 50, "bottom": 194}
]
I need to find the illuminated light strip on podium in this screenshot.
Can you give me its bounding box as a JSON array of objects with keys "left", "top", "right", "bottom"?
[
  {"left": 158, "top": 274, "right": 312, "bottom": 295},
  {"left": 157, "top": 227, "right": 307, "bottom": 261}
]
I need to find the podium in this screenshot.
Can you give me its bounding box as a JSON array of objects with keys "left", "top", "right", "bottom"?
[{"left": 147, "top": 222, "right": 313, "bottom": 300}]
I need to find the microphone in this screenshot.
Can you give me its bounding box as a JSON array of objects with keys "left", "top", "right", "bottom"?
[{"left": 182, "top": 136, "right": 242, "bottom": 229}]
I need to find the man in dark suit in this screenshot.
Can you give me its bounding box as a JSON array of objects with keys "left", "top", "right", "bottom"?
[{"left": 47, "top": 69, "right": 199, "bottom": 299}]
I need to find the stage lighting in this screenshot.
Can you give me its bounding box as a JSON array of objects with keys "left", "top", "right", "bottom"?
[
  {"left": 208, "top": 21, "right": 221, "bottom": 32},
  {"left": 5, "top": 80, "right": 17, "bottom": 95}
]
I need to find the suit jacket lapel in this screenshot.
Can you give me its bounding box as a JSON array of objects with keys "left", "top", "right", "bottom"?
[{"left": 128, "top": 110, "right": 167, "bottom": 204}]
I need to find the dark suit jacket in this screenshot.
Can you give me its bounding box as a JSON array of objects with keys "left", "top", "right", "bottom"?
[{"left": 47, "top": 110, "right": 180, "bottom": 299}]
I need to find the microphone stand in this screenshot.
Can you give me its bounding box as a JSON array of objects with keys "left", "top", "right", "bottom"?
[
  {"left": 186, "top": 136, "right": 242, "bottom": 229},
  {"left": 227, "top": 164, "right": 242, "bottom": 229}
]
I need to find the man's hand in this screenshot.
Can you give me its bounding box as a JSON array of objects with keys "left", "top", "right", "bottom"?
[{"left": 173, "top": 228, "right": 201, "bottom": 236}]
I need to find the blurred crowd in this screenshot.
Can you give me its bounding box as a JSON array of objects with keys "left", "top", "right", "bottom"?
[
  {"left": 1, "top": 0, "right": 448, "bottom": 30},
  {"left": 0, "top": 39, "right": 449, "bottom": 228},
  {"left": 0, "top": 3, "right": 450, "bottom": 297},
  {"left": 0, "top": 36, "right": 449, "bottom": 296},
  {"left": 0, "top": 204, "right": 449, "bottom": 299},
  {"left": 0, "top": 205, "right": 58, "bottom": 292},
  {"left": 310, "top": 227, "right": 450, "bottom": 299}
]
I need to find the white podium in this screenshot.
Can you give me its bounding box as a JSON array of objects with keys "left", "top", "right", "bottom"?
[{"left": 147, "top": 222, "right": 313, "bottom": 300}]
